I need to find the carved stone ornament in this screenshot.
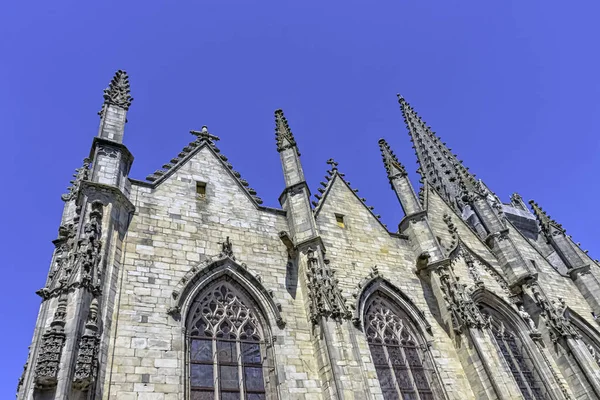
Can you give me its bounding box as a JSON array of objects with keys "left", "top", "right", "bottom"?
[
  {"left": 528, "top": 283, "right": 579, "bottom": 339},
  {"left": 73, "top": 298, "right": 100, "bottom": 390},
  {"left": 305, "top": 247, "right": 351, "bottom": 325},
  {"left": 100, "top": 70, "right": 133, "bottom": 113},
  {"left": 34, "top": 294, "right": 68, "bottom": 389},
  {"left": 61, "top": 158, "right": 91, "bottom": 202},
  {"left": 436, "top": 266, "right": 486, "bottom": 333},
  {"left": 37, "top": 201, "right": 104, "bottom": 300},
  {"left": 220, "top": 236, "right": 234, "bottom": 259}
]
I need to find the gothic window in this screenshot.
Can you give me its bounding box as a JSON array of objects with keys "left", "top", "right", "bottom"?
[
  {"left": 187, "top": 281, "right": 268, "bottom": 400},
  {"left": 365, "top": 294, "right": 436, "bottom": 400},
  {"left": 489, "top": 318, "right": 546, "bottom": 400}
]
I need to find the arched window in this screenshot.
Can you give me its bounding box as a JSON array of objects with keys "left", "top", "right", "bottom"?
[
  {"left": 484, "top": 309, "right": 547, "bottom": 400},
  {"left": 186, "top": 281, "right": 268, "bottom": 400},
  {"left": 365, "top": 293, "right": 435, "bottom": 400}
]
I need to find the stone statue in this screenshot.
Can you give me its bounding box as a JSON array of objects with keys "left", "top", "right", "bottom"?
[{"left": 519, "top": 306, "right": 538, "bottom": 332}]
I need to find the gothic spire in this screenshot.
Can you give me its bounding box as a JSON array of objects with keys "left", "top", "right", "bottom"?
[
  {"left": 101, "top": 70, "right": 133, "bottom": 112},
  {"left": 275, "top": 109, "right": 299, "bottom": 154},
  {"left": 398, "top": 95, "right": 478, "bottom": 208},
  {"left": 528, "top": 200, "right": 566, "bottom": 236},
  {"left": 378, "top": 138, "right": 407, "bottom": 180}
]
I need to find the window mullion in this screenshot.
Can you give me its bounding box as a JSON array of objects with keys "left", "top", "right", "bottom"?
[
  {"left": 383, "top": 345, "right": 402, "bottom": 398},
  {"left": 400, "top": 345, "right": 422, "bottom": 400},
  {"left": 504, "top": 337, "right": 536, "bottom": 400},
  {"left": 213, "top": 338, "right": 219, "bottom": 400},
  {"left": 237, "top": 340, "right": 244, "bottom": 400}
]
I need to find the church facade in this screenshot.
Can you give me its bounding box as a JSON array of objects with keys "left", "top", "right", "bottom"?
[{"left": 17, "top": 70, "right": 600, "bottom": 400}]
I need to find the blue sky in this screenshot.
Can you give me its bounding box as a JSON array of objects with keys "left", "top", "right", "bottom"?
[{"left": 2, "top": 1, "right": 599, "bottom": 396}]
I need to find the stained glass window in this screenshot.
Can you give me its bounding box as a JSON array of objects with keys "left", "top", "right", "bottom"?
[
  {"left": 187, "top": 282, "right": 267, "bottom": 399},
  {"left": 365, "top": 294, "right": 436, "bottom": 400},
  {"left": 490, "top": 320, "right": 546, "bottom": 400}
]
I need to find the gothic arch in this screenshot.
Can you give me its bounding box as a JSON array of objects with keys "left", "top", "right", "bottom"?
[
  {"left": 564, "top": 308, "right": 600, "bottom": 348},
  {"left": 169, "top": 256, "right": 285, "bottom": 330},
  {"left": 358, "top": 280, "right": 445, "bottom": 399},
  {"left": 471, "top": 288, "right": 565, "bottom": 400},
  {"left": 183, "top": 272, "right": 280, "bottom": 399},
  {"left": 352, "top": 273, "right": 432, "bottom": 336}
]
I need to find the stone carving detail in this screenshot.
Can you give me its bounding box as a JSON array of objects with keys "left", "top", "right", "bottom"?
[
  {"left": 463, "top": 251, "right": 484, "bottom": 289},
  {"left": 220, "top": 236, "right": 234, "bottom": 259},
  {"left": 99, "top": 70, "right": 133, "bottom": 115},
  {"left": 73, "top": 298, "right": 100, "bottom": 390},
  {"left": 305, "top": 247, "right": 351, "bottom": 325},
  {"left": 98, "top": 147, "right": 119, "bottom": 159},
  {"left": 529, "top": 283, "right": 579, "bottom": 339},
  {"left": 518, "top": 305, "right": 541, "bottom": 340},
  {"left": 437, "top": 266, "right": 486, "bottom": 333},
  {"left": 34, "top": 294, "right": 69, "bottom": 389},
  {"left": 37, "top": 201, "right": 104, "bottom": 300},
  {"left": 61, "top": 158, "right": 90, "bottom": 202}
]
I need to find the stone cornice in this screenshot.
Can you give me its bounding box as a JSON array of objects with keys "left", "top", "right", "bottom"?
[
  {"left": 398, "top": 210, "right": 428, "bottom": 233},
  {"left": 89, "top": 137, "right": 134, "bottom": 166},
  {"left": 278, "top": 181, "right": 312, "bottom": 205},
  {"left": 80, "top": 181, "right": 135, "bottom": 214}
]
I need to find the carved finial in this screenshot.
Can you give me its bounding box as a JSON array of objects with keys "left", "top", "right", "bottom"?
[
  {"left": 190, "top": 125, "right": 220, "bottom": 143},
  {"left": 275, "top": 109, "right": 298, "bottom": 154},
  {"left": 326, "top": 158, "right": 339, "bottom": 170},
  {"left": 378, "top": 138, "right": 407, "bottom": 180},
  {"left": 529, "top": 200, "right": 565, "bottom": 236},
  {"left": 101, "top": 70, "right": 133, "bottom": 112}
]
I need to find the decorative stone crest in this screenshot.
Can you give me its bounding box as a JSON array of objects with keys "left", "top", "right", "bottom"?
[
  {"left": 34, "top": 294, "right": 68, "bottom": 389},
  {"left": 305, "top": 247, "right": 351, "bottom": 325}
]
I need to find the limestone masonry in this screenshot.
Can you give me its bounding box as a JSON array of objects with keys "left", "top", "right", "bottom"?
[{"left": 17, "top": 70, "right": 600, "bottom": 400}]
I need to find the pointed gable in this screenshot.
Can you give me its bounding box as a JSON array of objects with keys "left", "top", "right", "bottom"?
[
  {"left": 425, "top": 183, "right": 500, "bottom": 268},
  {"left": 133, "top": 126, "right": 266, "bottom": 208},
  {"left": 314, "top": 159, "right": 389, "bottom": 234}
]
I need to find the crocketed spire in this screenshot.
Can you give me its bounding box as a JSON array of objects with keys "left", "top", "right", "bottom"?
[
  {"left": 274, "top": 109, "right": 298, "bottom": 154},
  {"left": 378, "top": 138, "right": 407, "bottom": 180},
  {"left": 398, "top": 94, "right": 479, "bottom": 209},
  {"left": 529, "top": 200, "right": 565, "bottom": 236}
]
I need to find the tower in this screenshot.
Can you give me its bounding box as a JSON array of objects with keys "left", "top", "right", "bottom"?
[{"left": 18, "top": 71, "right": 135, "bottom": 400}]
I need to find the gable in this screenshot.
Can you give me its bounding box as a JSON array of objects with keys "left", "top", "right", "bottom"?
[
  {"left": 316, "top": 174, "right": 389, "bottom": 236},
  {"left": 425, "top": 186, "right": 499, "bottom": 268}
]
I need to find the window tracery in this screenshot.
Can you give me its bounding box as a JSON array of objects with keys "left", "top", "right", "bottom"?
[
  {"left": 187, "top": 281, "right": 268, "bottom": 400},
  {"left": 365, "top": 294, "right": 435, "bottom": 400}
]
